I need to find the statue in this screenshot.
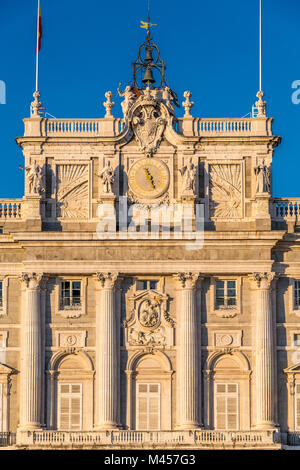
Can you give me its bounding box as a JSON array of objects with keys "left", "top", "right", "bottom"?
[
  {"left": 99, "top": 160, "right": 114, "bottom": 194},
  {"left": 20, "top": 160, "right": 44, "bottom": 195},
  {"left": 179, "top": 158, "right": 197, "bottom": 193},
  {"left": 254, "top": 159, "right": 271, "bottom": 193},
  {"left": 162, "top": 86, "right": 174, "bottom": 112},
  {"left": 117, "top": 85, "right": 136, "bottom": 116}
]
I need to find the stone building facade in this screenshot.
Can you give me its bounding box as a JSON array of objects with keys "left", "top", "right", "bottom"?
[{"left": 0, "top": 32, "right": 299, "bottom": 449}]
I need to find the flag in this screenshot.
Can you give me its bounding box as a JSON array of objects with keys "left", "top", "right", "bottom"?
[{"left": 37, "top": 0, "right": 42, "bottom": 52}]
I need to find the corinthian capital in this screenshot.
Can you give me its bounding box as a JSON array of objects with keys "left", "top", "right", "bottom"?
[
  {"left": 20, "top": 272, "right": 44, "bottom": 289},
  {"left": 96, "top": 272, "right": 119, "bottom": 289},
  {"left": 174, "top": 272, "right": 200, "bottom": 289},
  {"left": 251, "top": 272, "right": 276, "bottom": 289}
]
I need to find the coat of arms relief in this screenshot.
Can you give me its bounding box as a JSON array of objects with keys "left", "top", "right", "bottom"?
[{"left": 124, "top": 288, "right": 174, "bottom": 348}]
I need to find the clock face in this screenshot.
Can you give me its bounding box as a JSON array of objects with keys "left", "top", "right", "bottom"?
[{"left": 128, "top": 158, "right": 169, "bottom": 199}]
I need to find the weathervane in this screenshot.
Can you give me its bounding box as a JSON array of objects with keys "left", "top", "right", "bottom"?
[{"left": 140, "top": 0, "right": 157, "bottom": 39}]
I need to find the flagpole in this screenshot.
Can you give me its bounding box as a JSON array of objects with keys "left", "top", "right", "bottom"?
[
  {"left": 35, "top": 0, "right": 40, "bottom": 92},
  {"left": 259, "top": 0, "right": 262, "bottom": 91}
]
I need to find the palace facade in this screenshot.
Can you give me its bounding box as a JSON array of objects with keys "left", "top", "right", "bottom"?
[{"left": 0, "top": 30, "right": 300, "bottom": 450}]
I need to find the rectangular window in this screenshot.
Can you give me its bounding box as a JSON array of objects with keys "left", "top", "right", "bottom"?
[
  {"left": 295, "top": 384, "right": 300, "bottom": 430},
  {"left": 58, "top": 383, "right": 82, "bottom": 431},
  {"left": 215, "top": 383, "right": 239, "bottom": 431},
  {"left": 60, "top": 281, "right": 81, "bottom": 309},
  {"left": 216, "top": 280, "right": 236, "bottom": 308},
  {"left": 0, "top": 383, "right": 2, "bottom": 433},
  {"left": 0, "top": 281, "right": 2, "bottom": 309},
  {"left": 137, "top": 383, "right": 160, "bottom": 431},
  {"left": 294, "top": 281, "right": 300, "bottom": 309},
  {"left": 136, "top": 280, "right": 158, "bottom": 291}
]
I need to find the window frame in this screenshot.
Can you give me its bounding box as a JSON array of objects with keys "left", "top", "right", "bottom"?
[
  {"left": 56, "top": 277, "right": 87, "bottom": 319},
  {"left": 210, "top": 277, "right": 242, "bottom": 318},
  {"left": 136, "top": 280, "right": 159, "bottom": 291},
  {"left": 136, "top": 382, "right": 161, "bottom": 431},
  {"left": 60, "top": 280, "right": 82, "bottom": 310},
  {"left": 214, "top": 382, "right": 240, "bottom": 431},
  {"left": 0, "top": 278, "right": 8, "bottom": 317},
  {"left": 58, "top": 382, "right": 83, "bottom": 431}
]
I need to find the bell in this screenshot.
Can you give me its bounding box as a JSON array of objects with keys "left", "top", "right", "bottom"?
[
  {"left": 142, "top": 67, "right": 155, "bottom": 84},
  {"left": 145, "top": 46, "right": 153, "bottom": 63}
]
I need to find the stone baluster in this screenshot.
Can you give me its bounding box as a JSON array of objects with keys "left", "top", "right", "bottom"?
[
  {"left": 252, "top": 272, "right": 276, "bottom": 429},
  {"left": 95, "top": 272, "right": 120, "bottom": 429},
  {"left": 175, "top": 272, "right": 201, "bottom": 429},
  {"left": 19, "top": 272, "right": 44, "bottom": 430}
]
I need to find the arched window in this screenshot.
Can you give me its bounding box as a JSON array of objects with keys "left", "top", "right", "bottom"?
[
  {"left": 47, "top": 351, "right": 94, "bottom": 430},
  {"left": 125, "top": 352, "right": 173, "bottom": 431},
  {"left": 204, "top": 351, "right": 251, "bottom": 430}
]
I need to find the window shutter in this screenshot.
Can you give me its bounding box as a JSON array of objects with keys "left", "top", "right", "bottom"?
[
  {"left": 215, "top": 383, "right": 239, "bottom": 431},
  {"left": 138, "top": 397, "right": 148, "bottom": 430},
  {"left": 71, "top": 397, "right": 81, "bottom": 430},
  {"left": 58, "top": 383, "right": 82, "bottom": 431},
  {"left": 137, "top": 383, "right": 160, "bottom": 431},
  {"left": 0, "top": 384, "right": 3, "bottom": 433},
  {"left": 295, "top": 384, "right": 300, "bottom": 430}
]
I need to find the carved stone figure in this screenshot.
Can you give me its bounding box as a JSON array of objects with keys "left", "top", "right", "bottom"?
[
  {"left": 20, "top": 160, "right": 44, "bottom": 195},
  {"left": 128, "top": 326, "right": 166, "bottom": 347},
  {"left": 254, "top": 160, "right": 271, "bottom": 194},
  {"left": 99, "top": 161, "right": 114, "bottom": 194},
  {"left": 139, "top": 298, "right": 160, "bottom": 328},
  {"left": 117, "top": 85, "right": 136, "bottom": 117},
  {"left": 162, "top": 86, "right": 174, "bottom": 112},
  {"left": 180, "top": 158, "right": 197, "bottom": 193}
]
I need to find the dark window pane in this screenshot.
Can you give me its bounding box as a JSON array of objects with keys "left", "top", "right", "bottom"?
[
  {"left": 227, "top": 289, "right": 236, "bottom": 297},
  {"left": 216, "top": 297, "right": 225, "bottom": 307},
  {"left": 137, "top": 280, "right": 148, "bottom": 290},
  {"left": 149, "top": 281, "right": 158, "bottom": 290}
]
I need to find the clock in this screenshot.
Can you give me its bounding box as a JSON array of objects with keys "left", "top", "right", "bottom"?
[{"left": 128, "top": 158, "right": 169, "bottom": 199}]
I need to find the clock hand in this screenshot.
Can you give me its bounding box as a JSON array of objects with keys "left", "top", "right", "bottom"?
[{"left": 144, "top": 167, "right": 156, "bottom": 189}]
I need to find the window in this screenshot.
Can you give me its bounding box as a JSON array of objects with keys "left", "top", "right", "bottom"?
[
  {"left": 216, "top": 280, "right": 236, "bottom": 308},
  {"left": 136, "top": 280, "right": 158, "bottom": 291},
  {"left": 0, "top": 282, "right": 2, "bottom": 309},
  {"left": 137, "top": 383, "right": 161, "bottom": 431},
  {"left": 60, "top": 281, "right": 81, "bottom": 309},
  {"left": 0, "top": 383, "right": 2, "bottom": 433},
  {"left": 295, "top": 384, "right": 300, "bottom": 430},
  {"left": 58, "top": 383, "right": 82, "bottom": 431},
  {"left": 215, "top": 383, "right": 239, "bottom": 431},
  {"left": 294, "top": 281, "right": 300, "bottom": 309}
]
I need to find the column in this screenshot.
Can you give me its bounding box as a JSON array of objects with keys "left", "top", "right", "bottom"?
[
  {"left": 19, "top": 272, "right": 44, "bottom": 430},
  {"left": 175, "top": 272, "right": 201, "bottom": 429},
  {"left": 95, "top": 272, "right": 120, "bottom": 429},
  {"left": 252, "top": 272, "right": 276, "bottom": 429}
]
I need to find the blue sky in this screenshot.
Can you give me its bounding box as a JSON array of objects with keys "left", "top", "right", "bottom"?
[{"left": 0, "top": 0, "right": 299, "bottom": 198}]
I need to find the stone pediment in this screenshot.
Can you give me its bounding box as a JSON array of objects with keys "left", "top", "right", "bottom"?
[
  {"left": 0, "top": 363, "right": 15, "bottom": 375},
  {"left": 284, "top": 363, "right": 300, "bottom": 374}
]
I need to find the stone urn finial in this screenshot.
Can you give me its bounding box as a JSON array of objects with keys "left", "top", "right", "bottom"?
[
  {"left": 103, "top": 91, "right": 115, "bottom": 118},
  {"left": 31, "top": 91, "right": 42, "bottom": 117},
  {"left": 255, "top": 90, "right": 266, "bottom": 117},
  {"left": 182, "top": 91, "right": 194, "bottom": 117}
]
